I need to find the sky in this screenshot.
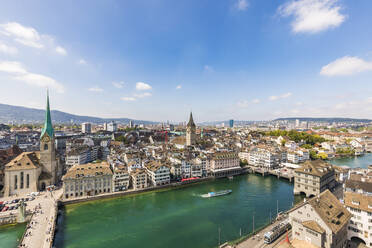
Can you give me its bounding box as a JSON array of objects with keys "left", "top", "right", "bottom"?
[{"left": 0, "top": 0, "right": 371, "bottom": 122}]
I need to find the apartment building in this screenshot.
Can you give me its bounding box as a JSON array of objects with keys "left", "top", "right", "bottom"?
[
  {"left": 207, "top": 151, "right": 241, "bottom": 177},
  {"left": 62, "top": 162, "right": 113, "bottom": 199},
  {"left": 130, "top": 168, "right": 147, "bottom": 190},
  {"left": 289, "top": 190, "right": 351, "bottom": 248},
  {"left": 344, "top": 178, "right": 372, "bottom": 247},
  {"left": 145, "top": 160, "right": 170, "bottom": 186},
  {"left": 294, "top": 160, "right": 338, "bottom": 198},
  {"left": 249, "top": 147, "right": 280, "bottom": 169},
  {"left": 112, "top": 165, "right": 129, "bottom": 192}
]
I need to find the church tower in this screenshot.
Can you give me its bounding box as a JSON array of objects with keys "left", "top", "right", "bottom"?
[
  {"left": 40, "top": 91, "right": 57, "bottom": 184},
  {"left": 186, "top": 112, "right": 196, "bottom": 146}
]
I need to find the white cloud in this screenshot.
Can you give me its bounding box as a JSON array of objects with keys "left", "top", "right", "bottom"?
[
  {"left": 0, "top": 22, "right": 44, "bottom": 48},
  {"left": 0, "top": 61, "right": 27, "bottom": 74},
  {"left": 204, "top": 65, "right": 214, "bottom": 72},
  {"left": 320, "top": 56, "right": 372, "bottom": 76},
  {"left": 269, "top": 92, "right": 292, "bottom": 101},
  {"left": 0, "top": 60, "right": 64, "bottom": 93},
  {"left": 237, "top": 98, "right": 261, "bottom": 108},
  {"left": 78, "top": 59, "right": 87, "bottom": 65},
  {"left": 134, "top": 92, "right": 152, "bottom": 98},
  {"left": 88, "top": 86, "right": 104, "bottom": 92},
  {"left": 278, "top": 0, "right": 345, "bottom": 33},
  {"left": 14, "top": 73, "right": 64, "bottom": 93},
  {"left": 236, "top": 0, "right": 249, "bottom": 11},
  {"left": 252, "top": 98, "right": 260, "bottom": 104},
  {"left": 176, "top": 85, "right": 182, "bottom": 89},
  {"left": 0, "top": 42, "right": 17, "bottom": 55},
  {"left": 55, "top": 46, "right": 67, "bottom": 55},
  {"left": 136, "top": 82, "right": 152, "bottom": 91},
  {"left": 121, "top": 97, "right": 136, "bottom": 101},
  {"left": 112, "top": 81, "right": 125, "bottom": 88}
]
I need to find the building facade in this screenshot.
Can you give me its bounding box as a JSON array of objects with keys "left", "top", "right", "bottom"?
[
  {"left": 294, "top": 160, "right": 338, "bottom": 198},
  {"left": 62, "top": 162, "right": 113, "bottom": 199},
  {"left": 289, "top": 190, "right": 351, "bottom": 248}
]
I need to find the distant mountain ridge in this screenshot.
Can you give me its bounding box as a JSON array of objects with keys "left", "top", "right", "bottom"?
[
  {"left": 274, "top": 117, "right": 372, "bottom": 123},
  {"left": 0, "top": 103, "right": 158, "bottom": 125}
]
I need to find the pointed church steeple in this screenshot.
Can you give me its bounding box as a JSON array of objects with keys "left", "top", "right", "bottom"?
[
  {"left": 187, "top": 112, "right": 196, "bottom": 128},
  {"left": 40, "top": 90, "right": 54, "bottom": 139}
]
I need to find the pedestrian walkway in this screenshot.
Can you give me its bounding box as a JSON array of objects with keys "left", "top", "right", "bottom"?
[{"left": 19, "top": 189, "right": 62, "bottom": 248}]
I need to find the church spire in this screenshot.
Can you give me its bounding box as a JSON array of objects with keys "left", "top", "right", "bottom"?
[
  {"left": 40, "top": 90, "right": 54, "bottom": 139},
  {"left": 187, "top": 112, "right": 196, "bottom": 128}
]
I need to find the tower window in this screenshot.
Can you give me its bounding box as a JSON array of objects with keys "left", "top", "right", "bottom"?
[
  {"left": 26, "top": 174, "right": 30, "bottom": 188},
  {"left": 44, "top": 144, "right": 48, "bottom": 150}
]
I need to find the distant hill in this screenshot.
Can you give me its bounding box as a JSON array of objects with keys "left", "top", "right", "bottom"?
[
  {"left": 0, "top": 103, "right": 158, "bottom": 125},
  {"left": 274, "top": 117, "right": 372, "bottom": 123}
]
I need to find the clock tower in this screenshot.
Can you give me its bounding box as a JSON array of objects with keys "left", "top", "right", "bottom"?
[{"left": 40, "top": 91, "right": 57, "bottom": 184}]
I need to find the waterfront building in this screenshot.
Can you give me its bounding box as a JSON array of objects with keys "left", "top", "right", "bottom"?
[
  {"left": 186, "top": 112, "right": 196, "bottom": 146},
  {"left": 170, "top": 163, "right": 181, "bottom": 179},
  {"left": 287, "top": 152, "right": 299, "bottom": 164},
  {"left": 62, "top": 161, "right": 113, "bottom": 199},
  {"left": 289, "top": 190, "right": 351, "bottom": 248},
  {"left": 248, "top": 147, "right": 280, "bottom": 169},
  {"left": 206, "top": 151, "right": 241, "bottom": 177},
  {"left": 4, "top": 92, "right": 61, "bottom": 196},
  {"left": 130, "top": 168, "right": 148, "bottom": 190},
  {"left": 294, "top": 160, "right": 338, "bottom": 198},
  {"left": 81, "top": 122, "right": 92, "bottom": 134},
  {"left": 145, "top": 160, "right": 170, "bottom": 186},
  {"left": 112, "top": 165, "right": 130, "bottom": 192}
]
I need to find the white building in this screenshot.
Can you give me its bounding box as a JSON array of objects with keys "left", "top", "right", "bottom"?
[
  {"left": 107, "top": 121, "right": 117, "bottom": 132},
  {"left": 81, "top": 122, "right": 92, "bottom": 134},
  {"left": 249, "top": 147, "right": 280, "bottom": 169},
  {"left": 145, "top": 161, "right": 170, "bottom": 186}
]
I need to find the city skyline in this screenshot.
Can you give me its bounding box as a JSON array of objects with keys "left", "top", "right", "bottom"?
[{"left": 0, "top": 0, "right": 372, "bottom": 122}]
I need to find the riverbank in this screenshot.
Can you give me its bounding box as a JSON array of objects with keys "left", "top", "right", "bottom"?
[
  {"left": 61, "top": 176, "right": 216, "bottom": 206},
  {"left": 54, "top": 174, "right": 298, "bottom": 248}
]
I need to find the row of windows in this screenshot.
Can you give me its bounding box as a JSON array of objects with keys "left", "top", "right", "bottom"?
[{"left": 14, "top": 173, "right": 30, "bottom": 190}]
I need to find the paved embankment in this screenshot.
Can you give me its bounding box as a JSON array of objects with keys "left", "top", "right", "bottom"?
[{"left": 19, "top": 189, "right": 62, "bottom": 248}]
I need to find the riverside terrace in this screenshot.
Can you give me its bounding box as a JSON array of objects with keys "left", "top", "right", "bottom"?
[{"left": 0, "top": 189, "right": 62, "bottom": 248}]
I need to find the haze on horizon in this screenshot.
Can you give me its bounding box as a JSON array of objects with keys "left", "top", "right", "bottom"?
[{"left": 0, "top": 0, "right": 371, "bottom": 122}]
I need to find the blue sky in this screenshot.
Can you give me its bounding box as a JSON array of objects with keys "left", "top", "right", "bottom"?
[{"left": 0, "top": 0, "right": 371, "bottom": 122}]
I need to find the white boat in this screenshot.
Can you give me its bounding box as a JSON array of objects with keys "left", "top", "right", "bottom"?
[{"left": 201, "top": 190, "right": 232, "bottom": 198}]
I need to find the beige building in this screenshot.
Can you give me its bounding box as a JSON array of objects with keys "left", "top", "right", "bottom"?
[
  {"left": 207, "top": 151, "right": 241, "bottom": 177},
  {"left": 186, "top": 112, "right": 196, "bottom": 146},
  {"left": 289, "top": 190, "right": 351, "bottom": 248},
  {"left": 294, "top": 160, "right": 338, "bottom": 198},
  {"left": 112, "top": 165, "right": 130, "bottom": 192},
  {"left": 3, "top": 93, "right": 60, "bottom": 196},
  {"left": 62, "top": 162, "right": 113, "bottom": 199},
  {"left": 131, "top": 168, "right": 148, "bottom": 190}
]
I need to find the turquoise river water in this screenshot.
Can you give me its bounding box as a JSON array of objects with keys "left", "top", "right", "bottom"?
[{"left": 1, "top": 153, "right": 371, "bottom": 248}]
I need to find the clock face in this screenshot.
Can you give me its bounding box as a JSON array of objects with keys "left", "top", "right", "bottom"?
[{"left": 42, "top": 135, "right": 50, "bottom": 142}]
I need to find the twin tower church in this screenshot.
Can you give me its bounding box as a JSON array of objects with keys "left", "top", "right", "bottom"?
[{"left": 3, "top": 92, "right": 61, "bottom": 197}]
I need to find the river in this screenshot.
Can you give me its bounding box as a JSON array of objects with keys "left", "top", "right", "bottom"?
[
  {"left": 54, "top": 174, "right": 299, "bottom": 248},
  {"left": 2, "top": 153, "right": 371, "bottom": 248}
]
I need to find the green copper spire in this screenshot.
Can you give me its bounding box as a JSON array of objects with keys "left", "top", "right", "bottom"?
[{"left": 40, "top": 90, "right": 54, "bottom": 139}]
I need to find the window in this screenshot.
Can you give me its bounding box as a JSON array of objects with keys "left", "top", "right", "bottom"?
[
  {"left": 14, "top": 175, "right": 18, "bottom": 189},
  {"left": 44, "top": 144, "right": 48, "bottom": 150},
  {"left": 20, "top": 172, "right": 24, "bottom": 189},
  {"left": 26, "top": 174, "right": 29, "bottom": 188}
]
